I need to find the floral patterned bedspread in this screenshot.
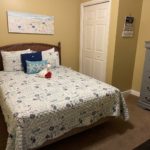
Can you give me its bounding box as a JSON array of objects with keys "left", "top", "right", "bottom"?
[{"left": 0, "top": 66, "right": 129, "bottom": 150}]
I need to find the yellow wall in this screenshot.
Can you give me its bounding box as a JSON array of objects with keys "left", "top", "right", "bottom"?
[
  {"left": 0, "top": 0, "right": 145, "bottom": 92},
  {"left": 112, "top": 0, "right": 143, "bottom": 91},
  {"left": 0, "top": 0, "right": 80, "bottom": 70},
  {"left": 1, "top": 0, "right": 120, "bottom": 84},
  {"left": 81, "top": 0, "right": 143, "bottom": 91},
  {"left": 132, "top": 0, "right": 150, "bottom": 92}
]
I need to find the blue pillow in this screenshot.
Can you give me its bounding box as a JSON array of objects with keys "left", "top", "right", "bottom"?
[
  {"left": 21, "top": 52, "right": 42, "bottom": 72},
  {"left": 26, "top": 60, "right": 48, "bottom": 74}
]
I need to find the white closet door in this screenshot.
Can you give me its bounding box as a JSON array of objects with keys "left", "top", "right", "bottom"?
[{"left": 82, "top": 2, "right": 109, "bottom": 81}]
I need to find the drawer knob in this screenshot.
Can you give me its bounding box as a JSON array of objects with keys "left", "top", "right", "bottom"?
[
  {"left": 147, "top": 86, "right": 150, "bottom": 91},
  {"left": 145, "top": 97, "right": 150, "bottom": 100}
]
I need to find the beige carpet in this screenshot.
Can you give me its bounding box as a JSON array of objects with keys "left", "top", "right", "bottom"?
[{"left": 0, "top": 95, "right": 150, "bottom": 150}]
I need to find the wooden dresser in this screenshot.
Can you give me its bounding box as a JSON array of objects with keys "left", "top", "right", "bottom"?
[{"left": 139, "top": 41, "right": 150, "bottom": 110}]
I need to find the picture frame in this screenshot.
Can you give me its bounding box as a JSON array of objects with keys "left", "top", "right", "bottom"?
[{"left": 7, "top": 11, "right": 54, "bottom": 35}]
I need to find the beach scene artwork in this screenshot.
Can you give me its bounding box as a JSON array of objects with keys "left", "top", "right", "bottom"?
[{"left": 7, "top": 11, "right": 54, "bottom": 34}]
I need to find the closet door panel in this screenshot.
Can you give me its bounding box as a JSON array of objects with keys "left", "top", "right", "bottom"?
[
  {"left": 81, "top": 2, "right": 109, "bottom": 82},
  {"left": 93, "top": 60, "right": 105, "bottom": 81},
  {"left": 82, "top": 57, "right": 93, "bottom": 77}
]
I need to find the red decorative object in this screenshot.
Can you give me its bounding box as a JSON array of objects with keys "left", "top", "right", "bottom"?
[{"left": 45, "top": 72, "right": 52, "bottom": 78}]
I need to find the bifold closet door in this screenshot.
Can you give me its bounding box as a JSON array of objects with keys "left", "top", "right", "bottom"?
[{"left": 82, "top": 2, "right": 109, "bottom": 81}]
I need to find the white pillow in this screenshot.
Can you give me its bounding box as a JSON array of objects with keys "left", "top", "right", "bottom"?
[
  {"left": 50, "top": 51, "right": 60, "bottom": 68},
  {"left": 31, "top": 47, "right": 55, "bottom": 53},
  {"left": 1, "top": 49, "right": 31, "bottom": 71},
  {"left": 41, "top": 47, "right": 55, "bottom": 56},
  {"left": 42, "top": 48, "right": 60, "bottom": 68}
]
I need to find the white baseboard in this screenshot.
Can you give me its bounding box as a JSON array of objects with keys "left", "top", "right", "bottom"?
[
  {"left": 122, "top": 89, "right": 140, "bottom": 98},
  {"left": 130, "top": 90, "right": 140, "bottom": 97}
]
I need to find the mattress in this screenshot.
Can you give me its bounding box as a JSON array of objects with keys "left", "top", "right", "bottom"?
[{"left": 0, "top": 66, "right": 129, "bottom": 150}]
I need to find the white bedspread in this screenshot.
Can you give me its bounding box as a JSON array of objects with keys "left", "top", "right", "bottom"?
[{"left": 0, "top": 66, "right": 129, "bottom": 150}]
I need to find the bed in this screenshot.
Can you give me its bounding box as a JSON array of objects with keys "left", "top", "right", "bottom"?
[{"left": 0, "top": 42, "right": 129, "bottom": 150}]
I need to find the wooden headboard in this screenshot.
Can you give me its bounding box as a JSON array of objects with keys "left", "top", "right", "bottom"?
[{"left": 0, "top": 42, "right": 61, "bottom": 71}]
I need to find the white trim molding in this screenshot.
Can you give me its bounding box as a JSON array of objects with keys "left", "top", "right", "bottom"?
[
  {"left": 130, "top": 90, "right": 140, "bottom": 97},
  {"left": 81, "top": 0, "right": 110, "bottom": 6},
  {"left": 122, "top": 89, "right": 140, "bottom": 98}
]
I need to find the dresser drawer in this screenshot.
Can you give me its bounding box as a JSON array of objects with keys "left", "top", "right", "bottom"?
[
  {"left": 140, "top": 94, "right": 150, "bottom": 103},
  {"left": 141, "top": 71, "right": 150, "bottom": 86},
  {"left": 141, "top": 79, "right": 150, "bottom": 90},
  {"left": 139, "top": 42, "right": 150, "bottom": 109},
  {"left": 143, "top": 50, "right": 150, "bottom": 72}
]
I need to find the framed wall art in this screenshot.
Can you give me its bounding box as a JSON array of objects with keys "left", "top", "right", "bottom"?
[
  {"left": 122, "top": 16, "right": 134, "bottom": 38},
  {"left": 7, "top": 11, "right": 54, "bottom": 35}
]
